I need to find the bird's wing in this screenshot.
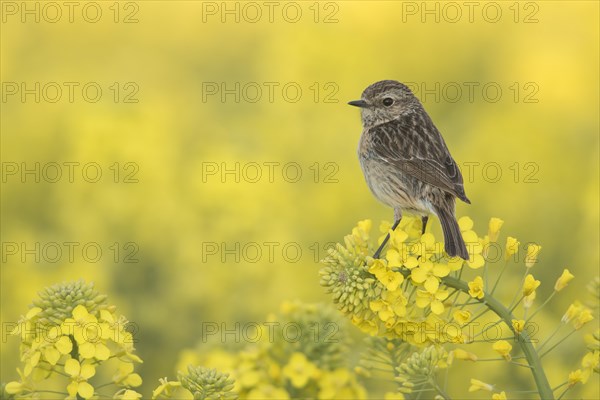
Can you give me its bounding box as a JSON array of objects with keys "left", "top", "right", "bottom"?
[{"left": 364, "top": 114, "right": 470, "bottom": 203}]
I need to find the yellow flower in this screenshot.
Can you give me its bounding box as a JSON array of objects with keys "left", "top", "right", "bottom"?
[
  {"left": 492, "top": 340, "right": 512, "bottom": 361},
  {"left": 415, "top": 232, "right": 440, "bottom": 259},
  {"left": 581, "top": 352, "right": 599, "bottom": 383},
  {"left": 386, "top": 229, "right": 412, "bottom": 267},
  {"left": 447, "top": 256, "right": 464, "bottom": 271},
  {"left": 11, "top": 307, "right": 42, "bottom": 341},
  {"left": 113, "top": 362, "right": 142, "bottom": 387},
  {"left": 350, "top": 220, "right": 372, "bottom": 247},
  {"left": 492, "top": 391, "right": 507, "bottom": 400},
  {"left": 79, "top": 340, "right": 111, "bottom": 361},
  {"left": 61, "top": 305, "right": 112, "bottom": 360},
  {"left": 524, "top": 244, "right": 542, "bottom": 268},
  {"left": 4, "top": 381, "right": 26, "bottom": 395},
  {"left": 25, "top": 327, "right": 73, "bottom": 369},
  {"left": 369, "top": 259, "right": 404, "bottom": 291},
  {"left": 410, "top": 260, "right": 449, "bottom": 293},
  {"left": 386, "top": 248, "right": 408, "bottom": 268},
  {"left": 404, "top": 315, "right": 460, "bottom": 345},
  {"left": 47, "top": 333, "right": 73, "bottom": 364},
  {"left": 522, "top": 274, "right": 540, "bottom": 296},
  {"left": 247, "top": 384, "right": 290, "bottom": 400},
  {"left": 283, "top": 352, "right": 319, "bottom": 388},
  {"left": 469, "top": 378, "right": 494, "bottom": 392},
  {"left": 370, "top": 290, "right": 407, "bottom": 322},
  {"left": 512, "top": 319, "right": 525, "bottom": 334},
  {"left": 389, "top": 228, "right": 409, "bottom": 248},
  {"left": 468, "top": 276, "right": 485, "bottom": 299},
  {"left": 357, "top": 219, "right": 372, "bottom": 234},
  {"left": 22, "top": 350, "right": 41, "bottom": 377},
  {"left": 568, "top": 369, "right": 582, "bottom": 387},
  {"left": 415, "top": 289, "right": 449, "bottom": 315},
  {"left": 442, "top": 322, "right": 468, "bottom": 344},
  {"left": 463, "top": 231, "right": 485, "bottom": 269},
  {"left": 380, "top": 270, "right": 405, "bottom": 291},
  {"left": 562, "top": 302, "right": 582, "bottom": 323},
  {"left": 452, "top": 348, "right": 478, "bottom": 361},
  {"left": 488, "top": 218, "right": 504, "bottom": 242},
  {"left": 505, "top": 237, "right": 520, "bottom": 261},
  {"left": 453, "top": 310, "right": 471, "bottom": 325},
  {"left": 352, "top": 316, "right": 378, "bottom": 336},
  {"left": 523, "top": 291, "right": 536, "bottom": 309},
  {"left": 65, "top": 358, "right": 96, "bottom": 399},
  {"left": 403, "top": 256, "right": 419, "bottom": 269},
  {"left": 480, "top": 235, "right": 491, "bottom": 259},
  {"left": 237, "top": 361, "right": 262, "bottom": 388},
  {"left": 468, "top": 238, "right": 486, "bottom": 269},
  {"left": 317, "top": 368, "right": 363, "bottom": 399},
  {"left": 368, "top": 258, "right": 386, "bottom": 276},
  {"left": 9, "top": 280, "right": 144, "bottom": 400},
  {"left": 456, "top": 217, "right": 485, "bottom": 268},
  {"left": 152, "top": 378, "right": 181, "bottom": 398},
  {"left": 584, "top": 330, "right": 599, "bottom": 352},
  {"left": 574, "top": 308, "right": 594, "bottom": 330},
  {"left": 458, "top": 216, "right": 474, "bottom": 231},
  {"left": 554, "top": 269, "right": 574, "bottom": 292}
]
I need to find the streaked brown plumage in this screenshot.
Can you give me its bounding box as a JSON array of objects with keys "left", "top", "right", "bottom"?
[{"left": 349, "top": 80, "right": 470, "bottom": 260}]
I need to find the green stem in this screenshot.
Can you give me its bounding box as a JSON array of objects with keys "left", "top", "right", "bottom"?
[
  {"left": 490, "top": 260, "right": 509, "bottom": 295},
  {"left": 467, "top": 305, "right": 493, "bottom": 323},
  {"left": 510, "top": 361, "right": 533, "bottom": 369},
  {"left": 508, "top": 271, "right": 529, "bottom": 309},
  {"left": 471, "top": 318, "right": 504, "bottom": 340},
  {"left": 526, "top": 291, "right": 556, "bottom": 323},
  {"left": 510, "top": 295, "right": 525, "bottom": 313},
  {"left": 445, "top": 288, "right": 461, "bottom": 318},
  {"left": 553, "top": 381, "right": 568, "bottom": 391},
  {"left": 430, "top": 379, "right": 451, "bottom": 400},
  {"left": 538, "top": 323, "right": 564, "bottom": 351},
  {"left": 557, "top": 386, "right": 573, "bottom": 400},
  {"left": 69, "top": 335, "right": 85, "bottom": 400},
  {"left": 540, "top": 330, "right": 577, "bottom": 358},
  {"left": 440, "top": 276, "right": 554, "bottom": 400}
]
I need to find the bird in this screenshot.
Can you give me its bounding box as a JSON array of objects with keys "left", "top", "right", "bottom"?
[{"left": 349, "top": 80, "right": 470, "bottom": 260}]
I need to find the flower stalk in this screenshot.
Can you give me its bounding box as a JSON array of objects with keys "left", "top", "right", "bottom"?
[
  {"left": 441, "top": 274, "right": 554, "bottom": 399},
  {"left": 320, "top": 217, "right": 597, "bottom": 399}
]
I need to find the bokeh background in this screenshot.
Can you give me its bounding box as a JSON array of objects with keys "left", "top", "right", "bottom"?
[{"left": 1, "top": 0, "right": 598, "bottom": 398}]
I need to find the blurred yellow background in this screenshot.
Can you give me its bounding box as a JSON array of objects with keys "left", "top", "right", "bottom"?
[{"left": 1, "top": 0, "right": 598, "bottom": 398}]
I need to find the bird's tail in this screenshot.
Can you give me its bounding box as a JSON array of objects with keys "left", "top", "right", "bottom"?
[{"left": 435, "top": 206, "right": 469, "bottom": 260}]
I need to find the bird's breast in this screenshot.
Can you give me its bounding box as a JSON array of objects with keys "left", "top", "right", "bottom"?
[{"left": 357, "top": 133, "right": 431, "bottom": 214}]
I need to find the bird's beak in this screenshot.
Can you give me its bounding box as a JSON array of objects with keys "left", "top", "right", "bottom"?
[{"left": 348, "top": 99, "right": 368, "bottom": 108}]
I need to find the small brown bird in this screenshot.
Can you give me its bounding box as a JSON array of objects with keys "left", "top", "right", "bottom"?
[{"left": 349, "top": 80, "right": 470, "bottom": 260}]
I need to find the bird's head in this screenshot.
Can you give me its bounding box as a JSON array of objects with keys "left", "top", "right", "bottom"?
[{"left": 348, "top": 80, "right": 421, "bottom": 127}]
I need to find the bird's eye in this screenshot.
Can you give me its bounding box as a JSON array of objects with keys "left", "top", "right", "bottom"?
[{"left": 382, "top": 97, "right": 394, "bottom": 107}]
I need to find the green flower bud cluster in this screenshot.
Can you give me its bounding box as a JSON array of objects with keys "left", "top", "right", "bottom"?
[
  {"left": 5, "top": 280, "right": 143, "bottom": 399},
  {"left": 173, "top": 301, "right": 367, "bottom": 400},
  {"left": 358, "top": 337, "right": 412, "bottom": 377},
  {"left": 268, "top": 300, "right": 349, "bottom": 370},
  {"left": 179, "top": 366, "right": 237, "bottom": 400},
  {"left": 319, "top": 222, "right": 383, "bottom": 332},
  {"left": 395, "top": 346, "right": 448, "bottom": 394},
  {"left": 32, "top": 279, "right": 109, "bottom": 325}
]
